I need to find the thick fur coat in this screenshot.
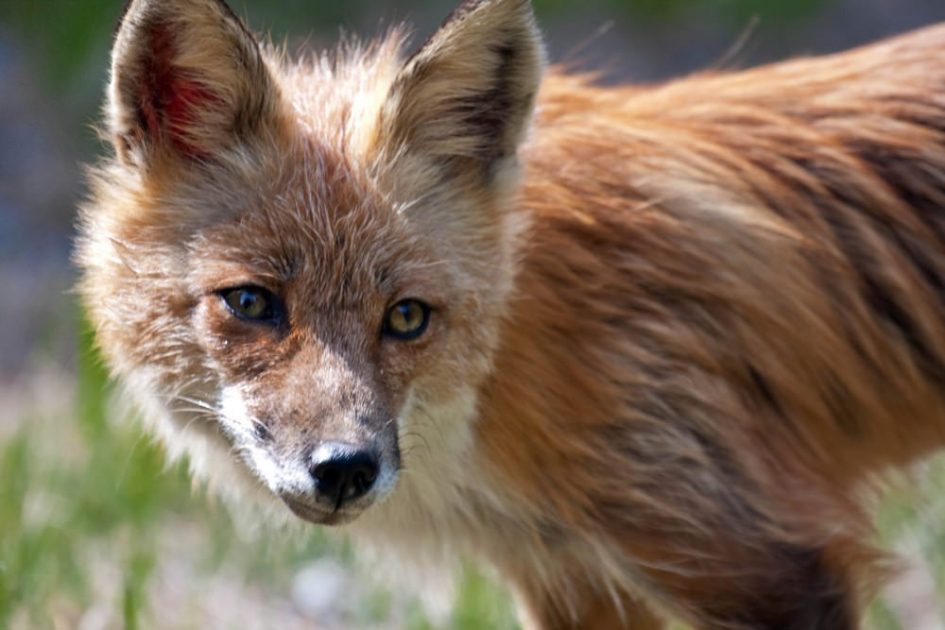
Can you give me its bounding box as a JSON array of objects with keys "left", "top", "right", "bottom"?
[{"left": 77, "top": 0, "right": 945, "bottom": 627}]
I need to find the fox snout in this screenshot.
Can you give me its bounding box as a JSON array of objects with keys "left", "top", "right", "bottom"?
[
  {"left": 272, "top": 434, "right": 399, "bottom": 525},
  {"left": 269, "top": 435, "right": 396, "bottom": 526},
  {"left": 308, "top": 442, "right": 380, "bottom": 508},
  {"left": 219, "top": 381, "right": 400, "bottom": 525}
]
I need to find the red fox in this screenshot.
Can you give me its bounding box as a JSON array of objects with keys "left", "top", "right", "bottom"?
[{"left": 77, "top": 0, "right": 945, "bottom": 627}]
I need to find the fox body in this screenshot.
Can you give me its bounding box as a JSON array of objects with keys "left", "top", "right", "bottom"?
[{"left": 77, "top": 0, "right": 945, "bottom": 627}]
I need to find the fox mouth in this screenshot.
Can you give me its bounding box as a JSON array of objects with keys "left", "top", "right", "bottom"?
[{"left": 282, "top": 495, "right": 366, "bottom": 526}]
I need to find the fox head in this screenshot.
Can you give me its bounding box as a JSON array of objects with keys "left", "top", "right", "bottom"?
[{"left": 77, "top": 0, "right": 544, "bottom": 525}]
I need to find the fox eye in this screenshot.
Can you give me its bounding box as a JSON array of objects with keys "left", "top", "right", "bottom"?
[
  {"left": 221, "top": 287, "right": 281, "bottom": 323},
  {"left": 383, "top": 299, "right": 431, "bottom": 340}
]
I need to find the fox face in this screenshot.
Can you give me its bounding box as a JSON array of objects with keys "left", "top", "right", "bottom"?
[
  {"left": 189, "top": 167, "right": 441, "bottom": 524},
  {"left": 78, "top": 0, "right": 543, "bottom": 525}
]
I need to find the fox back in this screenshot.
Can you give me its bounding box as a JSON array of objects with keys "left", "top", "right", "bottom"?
[{"left": 78, "top": 0, "right": 945, "bottom": 627}]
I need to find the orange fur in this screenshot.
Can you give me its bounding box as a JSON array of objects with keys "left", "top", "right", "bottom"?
[{"left": 77, "top": 0, "right": 945, "bottom": 627}]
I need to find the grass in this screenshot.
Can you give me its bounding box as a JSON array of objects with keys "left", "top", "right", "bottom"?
[{"left": 0, "top": 309, "right": 942, "bottom": 627}]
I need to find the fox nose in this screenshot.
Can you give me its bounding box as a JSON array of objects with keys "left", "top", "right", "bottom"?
[{"left": 309, "top": 443, "right": 379, "bottom": 507}]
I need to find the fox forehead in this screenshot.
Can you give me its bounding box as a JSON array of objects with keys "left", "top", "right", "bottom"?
[
  {"left": 177, "top": 137, "right": 439, "bottom": 302},
  {"left": 275, "top": 34, "right": 406, "bottom": 145},
  {"left": 184, "top": 144, "right": 443, "bottom": 403}
]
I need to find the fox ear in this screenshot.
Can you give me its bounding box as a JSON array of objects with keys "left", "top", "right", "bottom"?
[
  {"left": 377, "top": 0, "right": 544, "bottom": 185},
  {"left": 107, "top": 0, "right": 280, "bottom": 168}
]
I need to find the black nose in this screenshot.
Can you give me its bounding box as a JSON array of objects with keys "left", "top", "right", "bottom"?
[{"left": 309, "top": 443, "right": 379, "bottom": 508}]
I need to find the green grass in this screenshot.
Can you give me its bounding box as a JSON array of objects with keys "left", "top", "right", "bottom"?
[
  {"left": 1, "top": 310, "right": 943, "bottom": 628},
  {"left": 0, "top": 316, "right": 204, "bottom": 626}
]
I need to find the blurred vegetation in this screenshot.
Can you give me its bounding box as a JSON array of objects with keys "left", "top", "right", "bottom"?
[{"left": 0, "top": 0, "right": 825, "bottom": 156}]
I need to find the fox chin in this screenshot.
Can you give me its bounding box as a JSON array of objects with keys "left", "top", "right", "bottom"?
[{"left": 78, "top": 0, "right": 945, "bottom": 627}]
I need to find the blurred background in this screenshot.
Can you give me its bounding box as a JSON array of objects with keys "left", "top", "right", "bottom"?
[{"left": 3, "top": 1, "right": 945, "bottom": 628}]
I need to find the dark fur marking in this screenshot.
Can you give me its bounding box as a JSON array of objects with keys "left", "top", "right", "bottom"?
[
  {"left": 707, "top": 547, "right": 854, "bottom": 630},
  {"left": 824, "top": 206, "right": 945, "bottom": 382},
  {"left": 851, "top": 145, "right": 945, "bottom": 299},
  {"left": 747, "top": 365, "right": 787, "bottom": 420},
  {"left": 448, "top": 42, "right": 518, "bottom": 162},
  {"left": 863, "top": 274, "right": 945, "bottom": 381},
  {"left": 839, "top": 215, "right": 945, "bottom": 383},
  {"left": 790, "top": 155, "right": 945, "bottom": 385},
  {"left": 773, "top": 547, "right": 855, "bottom": 630}
]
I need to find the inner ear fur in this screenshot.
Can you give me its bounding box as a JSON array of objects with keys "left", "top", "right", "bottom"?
[
  {"left": 376, "top": 0, "right": 545, "bottom": 179},
  {"left": 107, "top": 0, "right": 281, "bottom": 168}
]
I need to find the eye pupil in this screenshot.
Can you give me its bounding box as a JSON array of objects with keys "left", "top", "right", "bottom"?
[{"left": 397, "top": 303, "right": 416, "bottom": 325}]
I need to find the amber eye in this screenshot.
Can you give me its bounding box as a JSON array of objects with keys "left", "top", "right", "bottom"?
[
  {"left": 383, "top": 299, "right": 431, "bottom": 340},
  {"left": 221, "top": 286, "right": 281, "bottom": 323}
]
